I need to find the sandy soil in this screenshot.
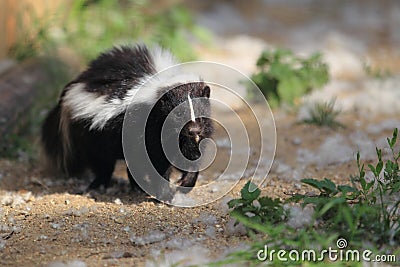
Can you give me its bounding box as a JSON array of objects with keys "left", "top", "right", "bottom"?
[{"left": 1, "top": 110, "right": 397, "bottom": 267}]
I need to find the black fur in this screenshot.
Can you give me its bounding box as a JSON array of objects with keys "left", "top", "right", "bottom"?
[
  {"left": 41, "top": 45, "right": 213, "bottom": 194},
  {"left": 144, "top": 82, "right": 213, "bottom": 191}
]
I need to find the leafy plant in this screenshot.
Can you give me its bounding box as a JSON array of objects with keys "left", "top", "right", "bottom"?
[
  {"left": 290, "top": 129, "right": 399, "bottom": 244},
  {"left": 147, "top": 5, "right": 211, "bottom": 62},
  {"left": 302, "top": 100, "right": 344, "bottom": 129},
  {"left": 228, "top": 181, "right": 288, "bottom": 226},
  {"left": 248, "top": 48, "right": 329, "bottom": 108},
  {"left": 60, "top": 0, "right": 209, "bottom": 62},
  {"left": 8, "top": 1, "right": 209, "bottom": 63},
  {"left": 214, "top": 128, "right": 400, "bottom": 266}
]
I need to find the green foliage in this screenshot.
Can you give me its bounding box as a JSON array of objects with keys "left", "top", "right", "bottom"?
[
  {"left": 61, "top": 0, "right": 208, "bottom": 62},
  {"left": 228, "top": 181, "right": 287, "bottom": 226},
  {"left": 302, "top": 100, "right": 344, "bottom": 129},
  {"left": 8, "top": 1, "right": 209, "bottom": 63},
  {"left": 147, "top": 5, "right": 211, "bottom": 62},
  {"left": 248, "top": 48, "right": 329, "bottom": 108},
  {"left": 214, "top": 128, "right": 400, "bottom": 266}
]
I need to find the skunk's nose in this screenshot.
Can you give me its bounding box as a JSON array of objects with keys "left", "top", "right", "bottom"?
[
  {"left": 189, "top": 126, "right": 201, "bottom": 143},
  {"left": 189, "top": 126, "right": 200, "bottom": 136}
]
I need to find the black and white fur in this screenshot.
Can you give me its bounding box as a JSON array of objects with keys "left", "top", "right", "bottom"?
[{"left": 41, "top": 44, "right": 213, "bottom": 192}]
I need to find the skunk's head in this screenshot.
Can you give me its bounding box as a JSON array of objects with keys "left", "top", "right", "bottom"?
[{"left": 158, "top": 82, "right": 213, "bottom": 145}]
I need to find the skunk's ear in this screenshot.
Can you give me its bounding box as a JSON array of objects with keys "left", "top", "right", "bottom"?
[{"left": 202, "top": 85, "right": 210, "bottom": 98}]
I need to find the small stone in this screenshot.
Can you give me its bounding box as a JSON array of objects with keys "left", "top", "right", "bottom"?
[
  {"left": 51, "top": 223, "right": 60, "bottom": 229},
  {"left": 0, "top": 239, "right": 5, "bottom": 251},
  {"left": 38, "top": 235, "right": 48, "bottom": 240},
  {"left": 122, "top": 252, "right": 133, "bottom": 258},
  {"left": 292, "top": 137, "right": 302, "bottom": 145},
  {"left": 114, "top": 198, "right": 123, "bottom": 205}
]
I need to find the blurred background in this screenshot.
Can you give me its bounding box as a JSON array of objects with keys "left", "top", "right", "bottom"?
[
  {"left": 0, "top": 0, "right": 399, "bottom": 157},
  {"left": 2, "top": 0, "right": 400, "bottom": 67}
]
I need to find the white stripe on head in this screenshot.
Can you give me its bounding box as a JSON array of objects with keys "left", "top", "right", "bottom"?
[{"left": 187, "top": 93, "right": 196, "bottom": 122}]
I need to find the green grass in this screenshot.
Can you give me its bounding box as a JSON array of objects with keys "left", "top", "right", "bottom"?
[
  {"left": 302, "top": 100, "right": 344, "bottom": 129},
  {"left": 8, "top": 1, "right": 210, "bottom": 63},
  {"left": 247, "top": 48, "right": 329, "bottom": 108},
  {"left": 213, "top": 128, "right": 400, "bottom": 266},
  {"left": 57, "top": 0, "right": 209, "bottom": 63}
]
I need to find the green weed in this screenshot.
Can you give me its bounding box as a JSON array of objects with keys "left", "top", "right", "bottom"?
[
  {"left": 214, "top": 128, "right": 400, "bottom": 266},
  {"left": 228, "top": 181, "right": 288, "bottom": 226},
  {"left": 61, "top": 0, "right": 209, "bottom": 62},
  {"left": 8, "top": 1, "right": 209, "bottom": 63},
  {"left": 247, "top": 48, "right": 329, "bottom": 108},
  {"left": 302, "top": 100, "right": 344, "bottom": 129}
]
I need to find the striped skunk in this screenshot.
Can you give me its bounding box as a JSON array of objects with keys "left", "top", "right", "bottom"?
[{"left": 41, "top": 44, "right": 213, "bottom": 194}]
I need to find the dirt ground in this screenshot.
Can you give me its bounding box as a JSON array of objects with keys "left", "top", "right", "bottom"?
[{"left": 1, "top": 110, "right": 398, "bottom": 267}]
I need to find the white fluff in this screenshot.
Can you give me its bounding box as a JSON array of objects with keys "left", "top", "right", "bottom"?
[
  {"left": 149, "top": 45, "right": 177, "bottom": 73},
  {"left": 62, "top": 46, "right": 202, "bottom": 130}
]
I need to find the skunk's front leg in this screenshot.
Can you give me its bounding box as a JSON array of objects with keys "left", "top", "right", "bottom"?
[
  {"left": 88, "top": 157, "right": 116, "bottom": 189},
  {"left": 177, "top": 171, "right": 199, "bottom": 193},
  {"left": 162, "top": 167, "right": 198, "bottom": 195}
]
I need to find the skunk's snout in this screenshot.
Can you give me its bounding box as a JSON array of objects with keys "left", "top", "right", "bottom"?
[
  {"left": 189, "top": 125, "right": 201, "bottom": 136},
  {"left": 189, "top": 125, "right": 201, "bottom": 143}
]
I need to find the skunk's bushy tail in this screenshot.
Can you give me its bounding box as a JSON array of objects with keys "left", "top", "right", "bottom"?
[{"left": 41, "top": 104, "right": 83, "bottom": 176}]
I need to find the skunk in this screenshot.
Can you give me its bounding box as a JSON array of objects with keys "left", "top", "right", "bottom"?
[{"left": 41, "top": 44, "right": 213, "bottom": 194}]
